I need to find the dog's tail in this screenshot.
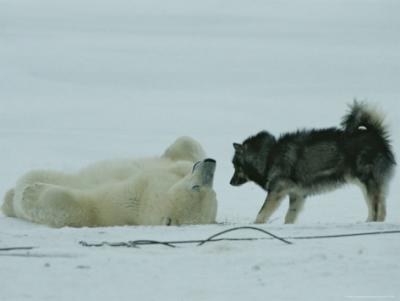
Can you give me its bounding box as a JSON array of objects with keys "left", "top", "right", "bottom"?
[{"left": 341, "top": 100, "right": 389, "bottom": 137}]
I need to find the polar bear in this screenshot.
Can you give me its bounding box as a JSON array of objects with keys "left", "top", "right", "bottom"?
[{"left": 1, "top": 137, "right": 218, "bottom": 227}]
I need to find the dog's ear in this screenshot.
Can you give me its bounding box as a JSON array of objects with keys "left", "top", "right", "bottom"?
[{"left": 233, "top": 143, "right": 243, "bottom": 152}]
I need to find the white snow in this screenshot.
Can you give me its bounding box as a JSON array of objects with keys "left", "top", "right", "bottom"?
[{"left": 1, "top": 0, "right": 400, "bottom": 300}]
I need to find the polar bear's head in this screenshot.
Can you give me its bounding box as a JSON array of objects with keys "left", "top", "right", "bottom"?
[{"left": 165, "top": 158, "right": 217, "bottom": 225}]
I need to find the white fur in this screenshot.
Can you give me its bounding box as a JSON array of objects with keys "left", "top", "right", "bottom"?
[{"left": 1, "top": 137, "right": 217, "bottom": 227}]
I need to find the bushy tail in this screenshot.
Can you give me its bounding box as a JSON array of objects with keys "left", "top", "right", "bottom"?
[{"left": 341, "top": 100, "right": 389, "bottom": 137}]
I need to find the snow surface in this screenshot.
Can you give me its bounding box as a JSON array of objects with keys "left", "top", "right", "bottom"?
[{"left": 1, "top": 0, "right": 400, "bottom": 300}]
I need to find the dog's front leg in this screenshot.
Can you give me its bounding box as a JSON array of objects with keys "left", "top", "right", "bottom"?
[
  {"left": 255, "top": 191, "right": 286, "bottom": 224},
  {"left": 284, "top": 194, "right": 305, "bottom": 224}
]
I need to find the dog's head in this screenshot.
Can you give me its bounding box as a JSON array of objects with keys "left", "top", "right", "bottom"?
[
  {"left": 230, "top": 131, "right": 276, "bottom": 187},
  {"left": 230, "top": 143, "right": 249, "bottom": 186}
]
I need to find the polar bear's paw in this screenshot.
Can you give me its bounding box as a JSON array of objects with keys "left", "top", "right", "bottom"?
[
  {"left": 22, "top": 183, "right": 71, "bottom": 211},
  {"left": 22, "top": 183, "right": 92, "bottom": 227},
  {"left": 22, "top": 183, "right": 48, "bottom": 205},
  {"left": 1, "top": 189, "right": 16, "bottom": 217}
]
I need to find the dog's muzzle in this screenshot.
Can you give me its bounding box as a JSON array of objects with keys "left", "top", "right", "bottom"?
[{"left": 230, "top": 171, "right": 248, "bottom": 186}]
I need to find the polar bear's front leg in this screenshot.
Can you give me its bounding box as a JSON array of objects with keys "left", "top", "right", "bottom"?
[
  {"left": 21, "top": 183, "right": 96, "bottom": 228},
  {"left": 162, "top": 136, "right": 206, "bottom": 163}
]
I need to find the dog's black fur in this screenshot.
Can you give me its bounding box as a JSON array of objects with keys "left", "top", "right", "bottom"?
[{"left": 230, "top": 101, "right": 396, "bottom": 224}]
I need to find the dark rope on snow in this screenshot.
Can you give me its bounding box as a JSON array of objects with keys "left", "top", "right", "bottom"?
[
  {"left": 4, "top": 227, "right": 400, "bottom": 251},
  {"left": 79, "top": 226, "right": 291, "bottom": 248},
  {"left": 80, "top": 240, "right": 177, "bottom": 248},
  {"left": 0, "top": 247, "right": 35, "bottom": 251},
  {"left": 287, "top": 229, "right": 400, "bottom": 240},
  {"left": 79, "top": 226, "right": 400, "bottom": 249},
  {"left": 197, "top": 226, "right": 292, "bottom": 245}
]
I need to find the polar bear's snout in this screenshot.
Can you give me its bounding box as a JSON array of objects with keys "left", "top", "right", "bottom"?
[
  {"left": 200, "top": 159, "right": 216, "bottom": 186},
  {"left": 191, "top": 158, "right": 216, "bottom": 190},
  {"left": 193, "top": 158, "right": 216, "bottom": 174},
  {"left": 192, "top": 158, "right": 216, "bottom": 172}
]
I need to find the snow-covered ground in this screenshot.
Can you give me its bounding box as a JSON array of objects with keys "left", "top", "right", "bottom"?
[{"left": 1, "top": 1, "right": 399, "bottom": 300}]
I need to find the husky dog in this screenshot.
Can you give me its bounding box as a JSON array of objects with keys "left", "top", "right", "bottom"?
[
  {"left": 2, "top": 137, "right": 218, "bottom": 227},
  {"left": 230, "top": 101, "right": 395, "bottom": 224}
]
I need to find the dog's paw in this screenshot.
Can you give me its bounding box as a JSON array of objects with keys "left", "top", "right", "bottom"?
[
  {"left": 366, "top": 217, "right": 374, "bottom": 223},
  {"left": 255, "top": 216, "right": 265, "bottom": 224}
]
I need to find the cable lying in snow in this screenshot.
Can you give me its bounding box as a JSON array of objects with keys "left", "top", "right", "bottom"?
[
  {"left": 3, "top": 227, "right": 400, "bottom": 251},
  {"left": 79, "top": 226, "right": 292, "bottom": 248},
  {"left": 0, "top": 247, "right": 35, "bottom": 251},
  {"left": 287, "top": 230, "right": 400, "bottom": 240},
  {"left": 79, "top": 226, "right": 400, "bottom": 249},
  {"left": 196, "top": 226, "right": 292, "bottom": 245}
]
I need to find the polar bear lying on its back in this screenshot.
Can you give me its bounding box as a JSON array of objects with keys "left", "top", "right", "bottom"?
[{"left": 2, "top": 137, "right": 218, "bottom": 227}]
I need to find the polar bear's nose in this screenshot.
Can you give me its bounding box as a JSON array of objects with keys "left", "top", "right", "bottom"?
[{"left": 204, "top": 158, "right": 216, "bottom": 164}]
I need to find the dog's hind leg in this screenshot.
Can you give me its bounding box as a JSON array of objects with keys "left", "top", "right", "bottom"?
[
  {"left": 368, "top": 190, "right": 386, "bottom": 222},
  {"left": 364, "top": 196, "right": 375, "bottom": 222},
  {"left": 362, "top": 181, "right": 387, "bottom": 222},
  {"left": 255, "top": 191, "right": 286, "bottom": 224},
  {"left": 376, "top": 195, "right": 386, "bottom": 222},
  {"left": 357, "top": 181, "right": 375, "bottom": 222},
  {"left": 284, "top": 194, "right": 305, "bottom": 224}
]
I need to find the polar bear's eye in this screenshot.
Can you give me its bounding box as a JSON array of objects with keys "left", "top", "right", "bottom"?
[{"left": 192, "top": 185, "right": 201, "bottom": 192}]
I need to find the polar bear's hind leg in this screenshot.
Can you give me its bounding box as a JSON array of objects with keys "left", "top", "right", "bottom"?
[{"left": 22, "top": 183, "right": 96, "bottom": 228}]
